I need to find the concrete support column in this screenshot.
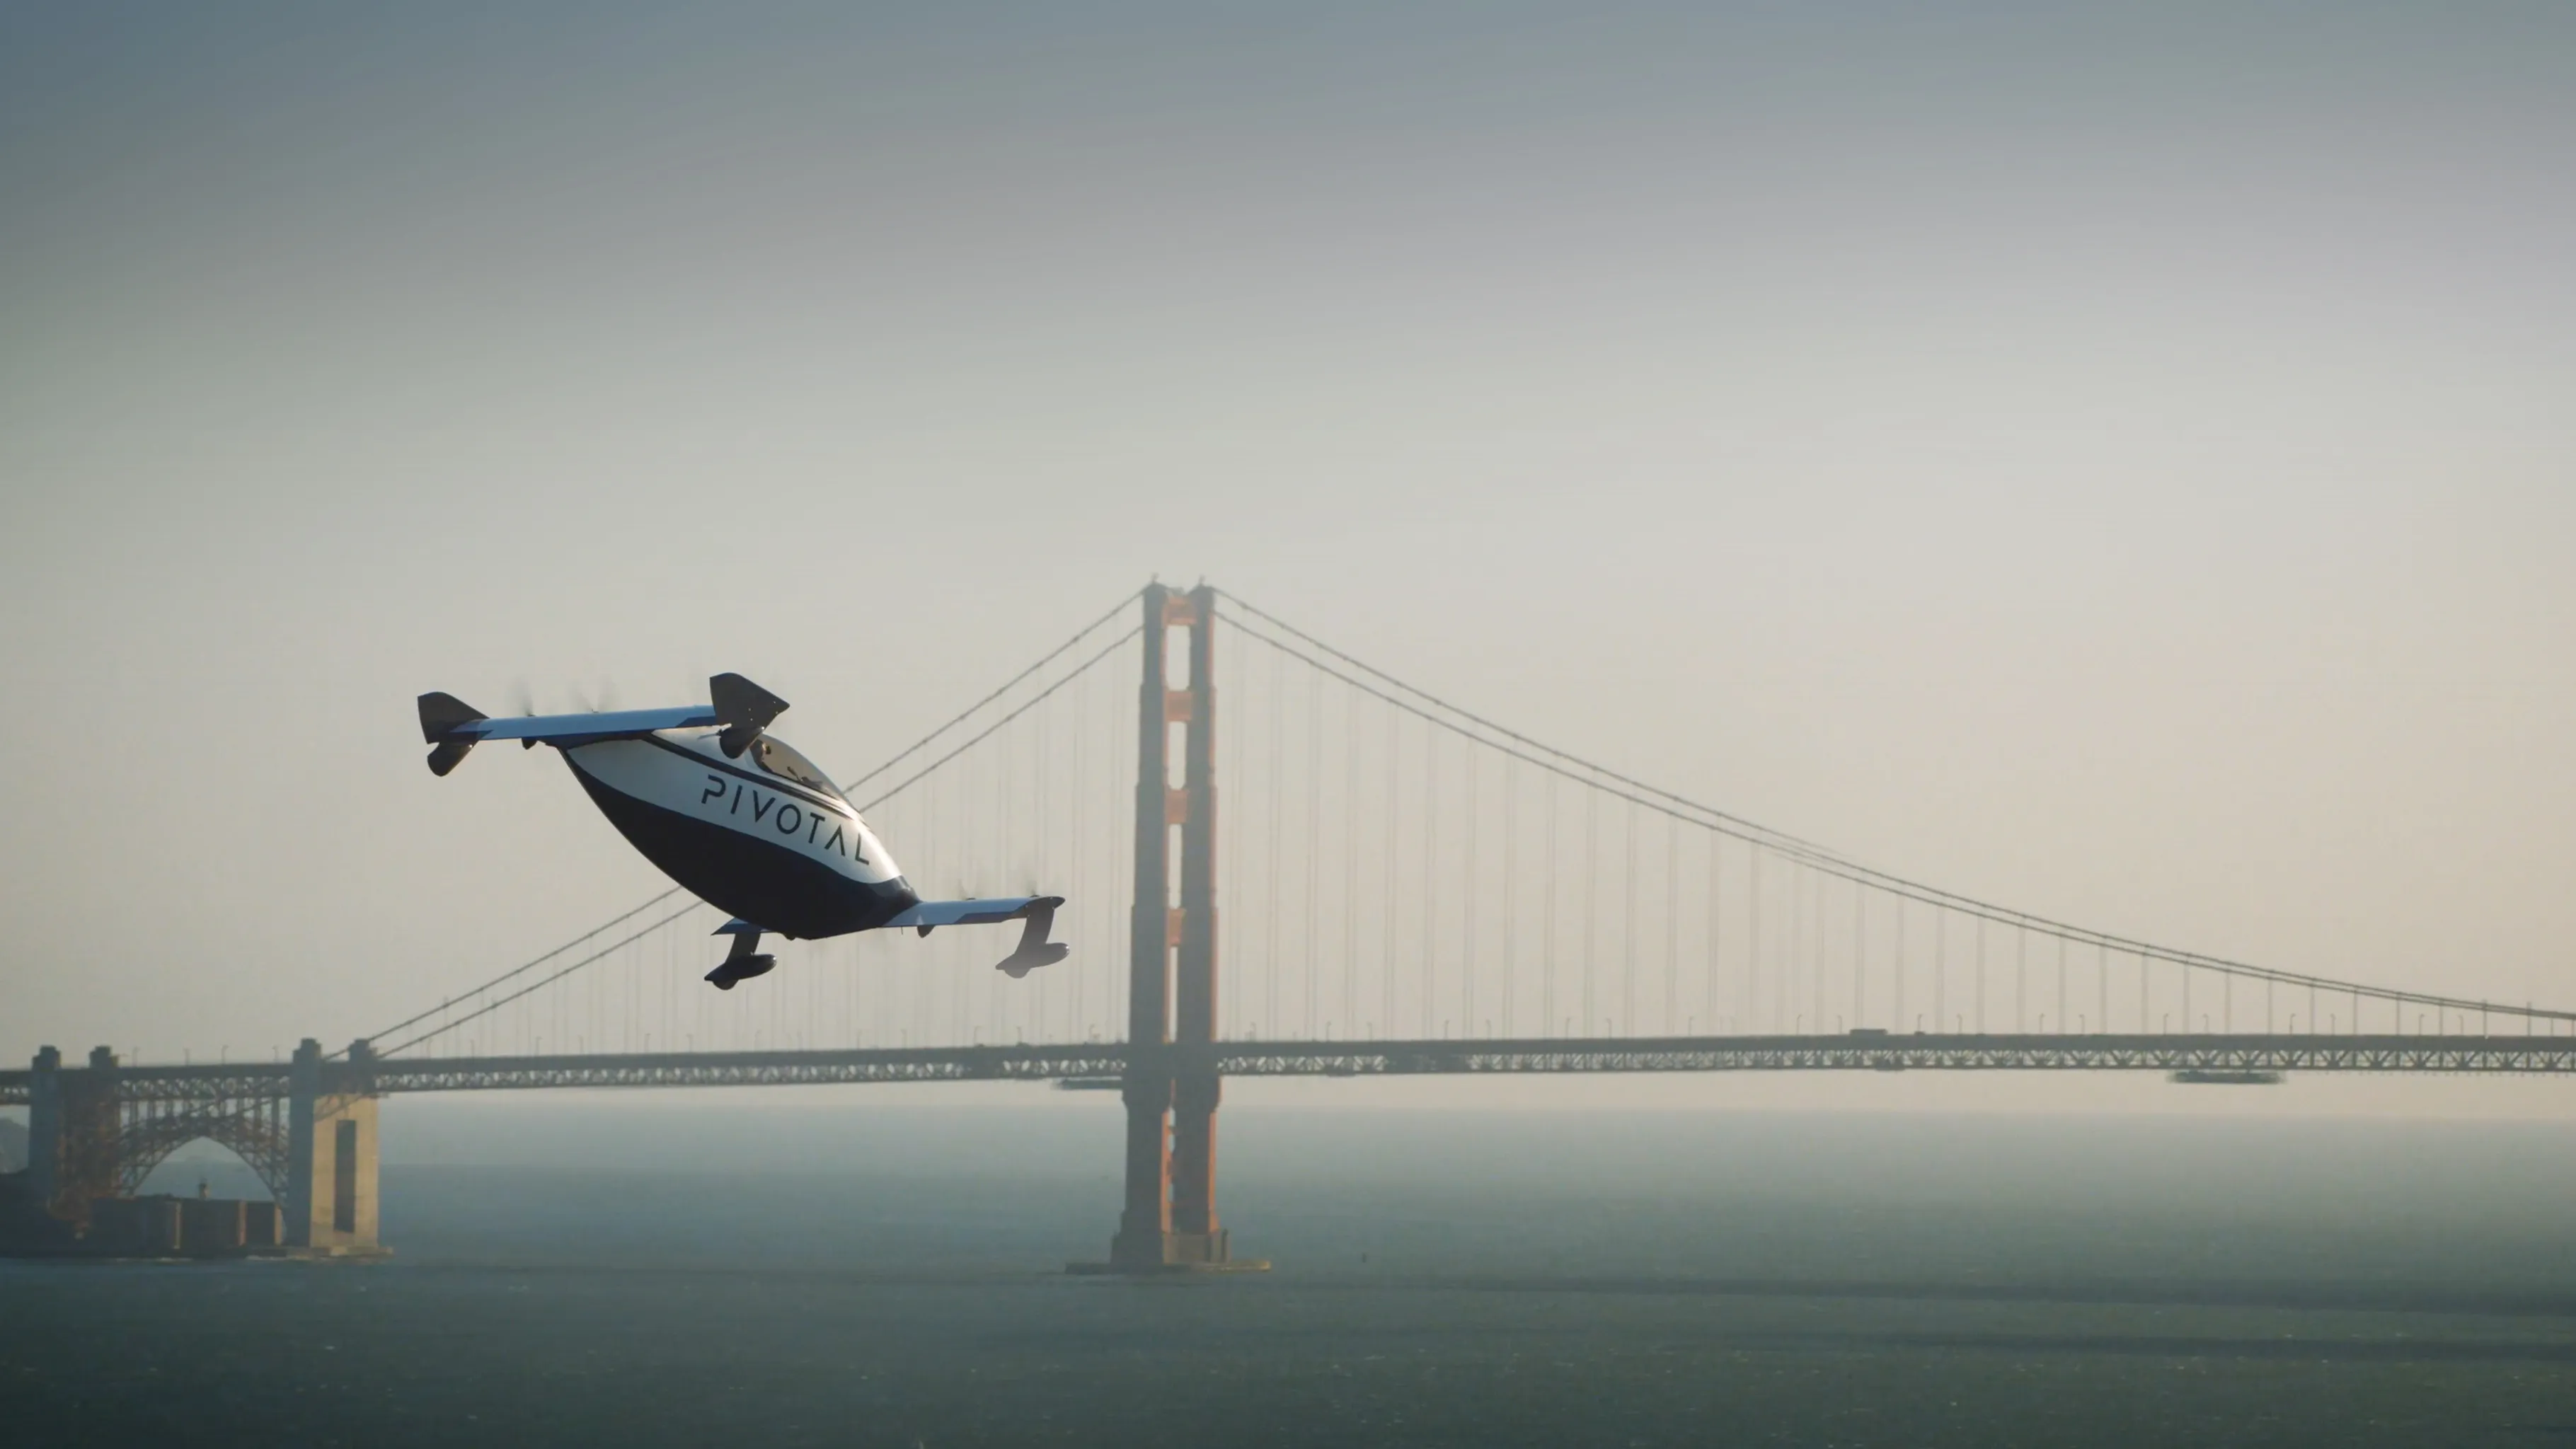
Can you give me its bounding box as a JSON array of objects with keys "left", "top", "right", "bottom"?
[
  {"left": 284, "top": 1038, "right": 320, "bottom": 1245},
  {"left": 50, "top": 1047, "right": 121, "bottom": 1228},
  {"left": 23, "top": 1046, "right": 60, "bottom": 1218},
  {"left": 284, "top": 1038, "right": 382, "bottom": 1253}
]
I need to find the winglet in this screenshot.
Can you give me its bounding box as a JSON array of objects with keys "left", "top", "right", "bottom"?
[
  {"left": 711, "top": 673, "right": 789, "bottom": 758},
  {"left": 995, "top": 899, "right": 1069, "bottom": 978},
  {"left": 418, "top": 692, "right": 488, "bottom": 775},
  {"left": 418, "top": 691, "right": 487, "bottom": 744}
]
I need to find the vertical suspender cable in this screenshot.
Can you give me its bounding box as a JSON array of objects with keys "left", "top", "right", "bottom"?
[
  {"left": 1812, "top": 862, "right": 1826, "bottom": 1034},
  {"left": 1748, "top": 845, "right": 1761, "bottom": 1033},
  {"left": 1664, "top": 812, "right": 1679, "bottom": 1034},
  {"left": 1073, "top": 665, "right": 1087, "bottom": 1040},
  {"left": 1222, "top": 650, "right": 1243, "bottom": 1039},
  {"left": 1463, "top": 746, "right": 1478, "bottom": 1035},
  {"left": 1384, "top": 707, "right": 1398, "bottom": 1039},
  {"left": 1786, "top": 866, "right": 1801, "bottom": 1032},
  {"left": 1853, "top": 881, "right": 1866, "bottom": 1032},
  {"left": 1422, "top": 723, "right": 1439, "bottom": 1034},
  {"left": 994, "top": 715, "right": 1011, "bottom": 1032},
  {"left": 1623, "top": 797, "right": 1638, "bottom": 1035},
  {"left": 1975, "top": 915, "right": 1986, "bottom": 1035},
  {"left": 1584, "top": 786, "right": 1598, "bottom": 1035},
  {"left": 2014, "top": 920, "right": 2026, "bottom": 1034},
  {"left": 1266, "top": 642, "right": 1283, "bottom": 1037},
  {"left": 1708, "top": 829, "right": 1722, "bottom": 1034},
  {"left": 1543, "top": 773, "right": 1557, "bottom": 1035},
  {"left": 1306, "top": 662, "right": 1322, "bottom": 1038},
  {"left": 1504, "top": 754, "right": 1517, "bottom": 1036},
  {"left": 1345, "top": 679, "right": 1362, "bottom": 1034},
  {"left": 1893, "top": 895, "right": 1906, "bottom": 1033}
]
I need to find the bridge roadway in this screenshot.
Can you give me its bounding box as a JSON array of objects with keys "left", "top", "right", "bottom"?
[{"left": 8, "top": 1034, "right": 2576, "bottom": 1102}]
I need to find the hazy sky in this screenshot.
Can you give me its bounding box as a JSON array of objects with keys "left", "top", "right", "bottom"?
[{"left": 3, "top": 2, "right": 2571, "bottom": 1114}]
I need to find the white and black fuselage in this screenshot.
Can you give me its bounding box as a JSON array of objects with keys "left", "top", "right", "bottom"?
[
  {"left": 418, "top": 674, "right": 1067, "bottom": 987},
  {"left": 563, "top": 728, "right": 914, "bottom": 940}
]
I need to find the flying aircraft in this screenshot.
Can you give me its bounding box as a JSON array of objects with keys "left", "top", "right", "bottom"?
[{"left": 416, "top": 673, "right": 1066, "bottom": 990}]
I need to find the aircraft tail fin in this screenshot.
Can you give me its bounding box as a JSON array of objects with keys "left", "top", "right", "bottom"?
[{"left": 712, "top": 672, "right": 790, "bottom": 758}]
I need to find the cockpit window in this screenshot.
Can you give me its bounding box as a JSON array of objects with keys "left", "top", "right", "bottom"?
[{"left": 752, "top": 737, "right": 840, "bottom": 797}]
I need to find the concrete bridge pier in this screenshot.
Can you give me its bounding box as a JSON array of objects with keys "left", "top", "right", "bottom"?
[
  {"left": 20, "top": 1046, "right": 123, "bottom": 1228},
  {"left": 284, "top": 1038, "right": 382, "bottom": 1254},
  {"left": 22, "top": 1047, "right": 61, "bottom": 1219}
]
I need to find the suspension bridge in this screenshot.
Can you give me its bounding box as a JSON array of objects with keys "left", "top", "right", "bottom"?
[{"left": 5, "top": 583, "right": 2571, "bottom": 1266}]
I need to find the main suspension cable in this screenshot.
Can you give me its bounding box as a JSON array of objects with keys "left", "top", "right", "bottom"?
[{"left": 1218, "top": 608, "right": 2570, "bottom": 1024}]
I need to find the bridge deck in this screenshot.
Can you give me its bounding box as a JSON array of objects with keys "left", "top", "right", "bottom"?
[{"left": 6, "top": 1034, "right": 2576, "bottom": 1102}]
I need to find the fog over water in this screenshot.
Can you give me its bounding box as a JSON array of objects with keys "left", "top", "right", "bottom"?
[{"left": 3, "top": 1102, "right": 2567, "bottom": 1445}]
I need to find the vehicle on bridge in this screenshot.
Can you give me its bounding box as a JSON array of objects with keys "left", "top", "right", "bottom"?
[{"left": 417, "top": 673, "right": 1066, "bottom": 990}]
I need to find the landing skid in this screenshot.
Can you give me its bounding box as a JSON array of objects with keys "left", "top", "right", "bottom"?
[{"left": 704, "top": 920, "right": 776, "bottom": 991}]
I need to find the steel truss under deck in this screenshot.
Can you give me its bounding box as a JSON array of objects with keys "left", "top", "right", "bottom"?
[{"left": 9, "top": 1034, "right": 2576, "bottom": 1104}]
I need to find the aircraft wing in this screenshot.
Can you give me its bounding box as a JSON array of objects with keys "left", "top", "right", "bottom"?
[
  {"left": 883, "top": 896, "right": 1062, "bottom": 930},
  {"left": 447, "top": 706, "right": 720, "bottom": 741},
  {"left": 417, "top": 673, "right": 787, "bottom": 776}
]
